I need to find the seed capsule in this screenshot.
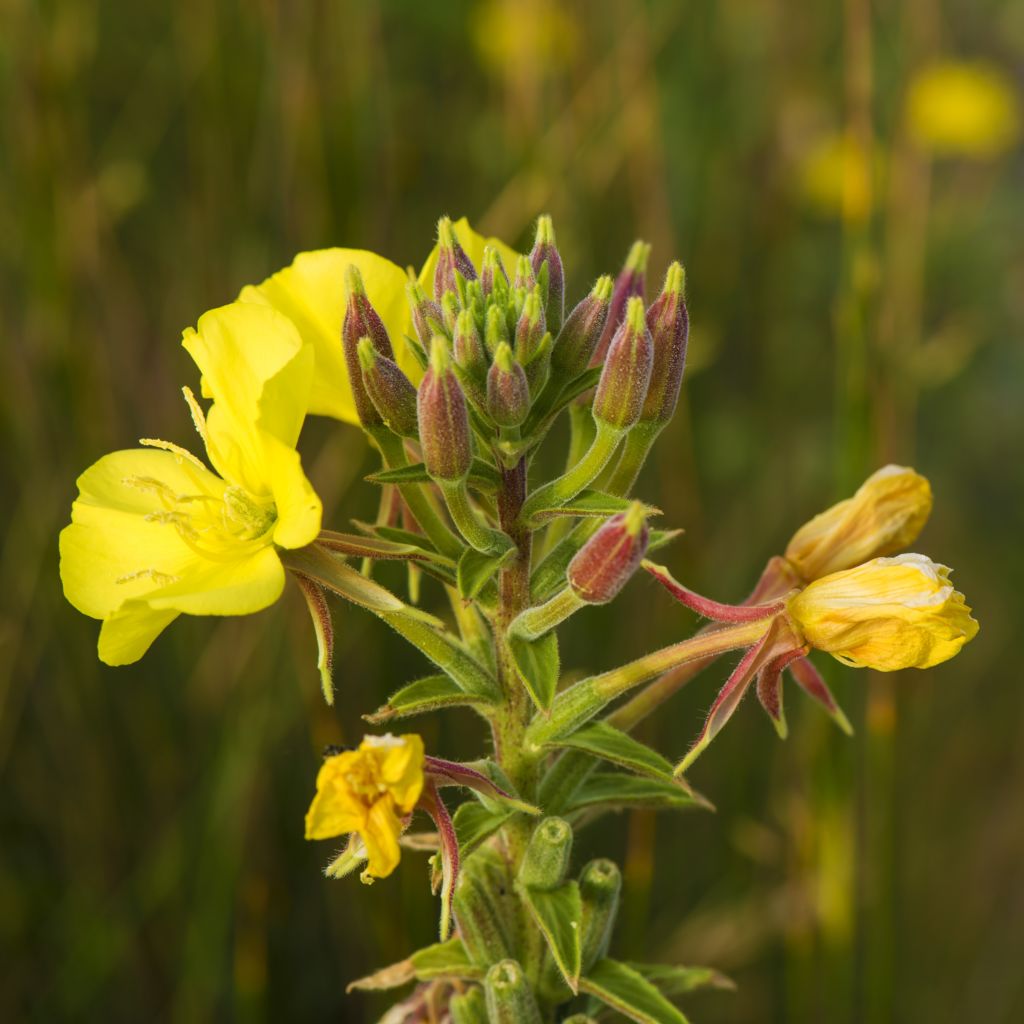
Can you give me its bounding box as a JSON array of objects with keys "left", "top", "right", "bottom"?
[
  {"left": 518, "top": 816, "right": 573, "bottom": 890},
  {"left": 567, "top": 502, "right": 650, "bottom": 604},
  {"left": 592, "top": 297, "right": 653, "bottom": 430}
]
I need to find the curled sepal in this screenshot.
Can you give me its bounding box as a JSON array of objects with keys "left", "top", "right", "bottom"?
[
  {"left": 643, "top": 560, "right": 788, "bottom": 623},
  {"left": 324, "top": 835, "right": 367, "bottom": 879},
  {"left": 419, "top": 782, "right": 459, "bottom": 940},
  {"left": 788, "top": 655, "right": 854, "bottom": 735},
  {"left": 425, "top": 755, "right": 540, "bottom": 816},
  {"left": 755, "top": 648, "right": 805, "bottom": 739},
  {"left": 484, "top": 960, "right": 543, "bottom": 1024},
  {"left": 291, "top": 572, "right": 334, "bottom": 705}
]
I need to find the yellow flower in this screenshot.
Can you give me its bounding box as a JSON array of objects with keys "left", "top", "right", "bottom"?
[
  {"left": 907, "top": 60, "right": 1020, "bottom": 158},
  {"left": 240, "top": 218, "right": 519, "bottom": 424},
  {"left": 788, "top": 554, "right": 978, "bottom": 671},
  {"left": 785, "top": 465, "right": 933, "bottom": 581},
  {"left": 798, "top": 130, "right": 875, "bottom": 222},
  {"left": 305, "top": 734, "right": 425, "bottom": 880},
  {"left": 59, "top": 302, "right": 322, "bottom": 665}
]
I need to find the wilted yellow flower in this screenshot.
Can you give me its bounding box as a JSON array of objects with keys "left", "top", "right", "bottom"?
[
  {"left": 788, "top": 554, "right": 978, "bottom": 671},
  {"left": 785, "top": 465, "right": 933, "bottom": 581},
  {"left": 241, "top": 218, "right": 519, "bottom": 424},
  {"left": 59, "top": 303, "right": 322, "bottom": 665},
  {"left": 907, "top": 60, "right": 1020, "bottom": 158},
  {"left": 305, "top": 734, "right": 425, "bottom": 880}
]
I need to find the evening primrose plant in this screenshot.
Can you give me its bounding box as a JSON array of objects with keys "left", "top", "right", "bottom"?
[{"left": 60, "top": 216, "right": 978, "bottom": 1023}]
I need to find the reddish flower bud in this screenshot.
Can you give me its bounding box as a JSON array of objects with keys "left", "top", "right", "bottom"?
[
  {"left": 530, "top": 214, "right": 565, "bottom": 332},
  {"left": 567, "top": 502, "right": 650, "bottom": 604},
  {"left": 407, "top": 279, "right": 445, "bottom": 349},
  {"left": 592, "top": 297, "right": 653, "bottom": 430},
  {"left": 640, "top": 261, "right": 688, "bottom": 426},
  {"left": 440, "top": 291, "right": 460, "bottom": 335},
  {"left": 487, "top": 343, "right": 530, "bottom": 427},
  {"left": 454, "top": 308, "right": 487, "bottom": 378},
  {"left": 343, "top": 265, "right": 395, "bottom": 427},
  {"left": 357, "top": 337, "right": 418, "bottom": 437},
  {"left": 550, "top": 275, "right": 613, "bottom": 381},
  {"left": 417, "top": 338, "right": 472, "bottom": 481},
  {"left": 514, "top": 289, "right": 546, "bottom": 365},
  {"left": 434, "top": 216, "right": 477, "bottom": 300},
  {"left": 481, "top": 245, "right": 510, "bottom": 300},
  {"left": 591, "top": 240, "right": 650, "bottom": 366},
  {"left": 513, "top": 253, "right": 535, "bottom": 292}
]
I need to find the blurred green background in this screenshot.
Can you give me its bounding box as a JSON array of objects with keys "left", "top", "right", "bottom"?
[{"left": 2, "top": 0, "right": 1022, "bottom": 1021}]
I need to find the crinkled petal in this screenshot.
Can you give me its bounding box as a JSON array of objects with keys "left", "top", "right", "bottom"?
[
  {"left": 361, "top": 798, "right": 404, "bottom": 879},
  {"left": 306, "top": 760, "right": 366, "bottom": 840},
  {"left": 240, "top": 248, "right": 412, "bottom": 422},
  {"left": 380, "top": 734, "right": 425, "bottom": 812}
]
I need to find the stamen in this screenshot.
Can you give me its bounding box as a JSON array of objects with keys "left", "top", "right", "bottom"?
[
  {"left": 139, "top": 437, "right": 207, "bottom": 469},
  {"left": 182, "top": 387, "right": 211, "bottom": 448}
]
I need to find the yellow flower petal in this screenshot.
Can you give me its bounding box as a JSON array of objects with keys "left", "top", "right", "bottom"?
[
  {"left": 240, "top": 248, "right": 412, "bottom": 423},
  {"left": 361, "top": 798, "right": 404, "bottom": 879},
  {"left": 305, "top": 755, "right": 366, "bottom": 840},
  {"left": 417, "top": 216, "right": 521, "bottom": 296},
  {"left": 372, "top": 733, "right": 425, "bottom": 813},
  {"left": 260, "top": 433, "right": 323, "bottom": 549},
  {"left": 97, "top": 606, "right": 181, "bottom": 666}
]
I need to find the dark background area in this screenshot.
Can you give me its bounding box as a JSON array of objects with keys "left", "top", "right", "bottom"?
[{"left": 2, "top": 1, "right": 1022, "bottom": 1021}]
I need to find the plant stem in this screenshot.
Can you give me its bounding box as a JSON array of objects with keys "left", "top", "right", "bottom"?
[
  {"left": 508, "top": 586, "right": 584, "bottom": 641},
  {"left": 440, "top": 478, "right": 511, "bottom": 554}
]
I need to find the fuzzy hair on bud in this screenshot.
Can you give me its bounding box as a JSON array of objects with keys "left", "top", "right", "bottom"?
[
  {"left": 357, "top": 337, "right": 419, "bottom": 437},
  {"left": 530, "top": 214, "right": 565, "bottom": 332},
  {"left": 640, "top": 261, "right": 689, "bottom": 426},
  {"left": 567, "top": 502, "right": 650, "bottom": 604},
  {"left": 591, "top": 240, "right": 650, "bottom": 366},
  {"left": 592, "top": 297, "right": 654, "bottom": 430},
  {"left": 487, "top": 343, "right": 530, "bottom": 427},
  {"left": 551, "top": 275, "right": 613, "bottom": 381},
  {"left": 343, "top": 265, "right": 395, "bottom": 427},
  {"left": 417, "top": 337, "right": 472, "bottom": 481},
  {"left": 434, "top": 216, "right": 477, "bottom": 299}
]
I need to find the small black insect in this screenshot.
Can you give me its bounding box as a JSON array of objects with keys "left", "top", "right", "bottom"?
[{"left": 322, "top": 744, "right": 352, "bottom": 759}]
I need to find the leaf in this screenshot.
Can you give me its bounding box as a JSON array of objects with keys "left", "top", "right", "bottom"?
[
  {"left": 625, "top": 962, "right": 735, "bottom": 997},
  {"left": 457, "top": 545, "right": 517, "bottom": 600},
  {"left": 316, "top": 529, "right": 453, "bottom": 567},
  {"left": 366, "top": 675, "right": 497, "bottom": 723},
  {"left": 425, "top": 756, "right": 540, "bottom": 815},
  {"left": 519, "top": 881, "right": 583, "bottom": 992},
  {"left": 566, "top": 773, "right": 701, "bottom": 815},
  {"left": 647, "top": 528, "right": 684, "bottom": 554},
  {"left": 544, "top": 721, "right": 675, "bottom": 781},
  {"left": 353, "top": 521, "right": 439, "bottom": 548},
  {"left": 452, "top": 802, "right": 513, "bottom": 859},
  {"left": 346, "top": 958, "right": 415, "bottom": 993},
  {"left": 509, "top": 630, "right": 560, "bottom": 712},
  {"left": 367, "top": 458, "right": 500, "bottom": 493},
  {"left": 580, "top": 959, "right": 690, "bottom": 1024},
  {"left": 410, "top": 937, "right": 483, "bottom": 982},
  {"left": 530, "top": 490, "right": 661, "bottom": 523}
]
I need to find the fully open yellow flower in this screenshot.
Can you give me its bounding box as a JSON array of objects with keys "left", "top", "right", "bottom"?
[
  {"left": 240, "top": 217, "right": 519, "bottom": 423},
  {"left": 785, "top": 465, "right": 933, "bottom": 581},
  {"left": 788, "top": 553, "right": 978, "bottom": 671},
  {"left": 305, "top": 734, "right": 425, "bottom": 880},
  {"left": 59, "top": 302, "right": 322, "bottom": 665}
]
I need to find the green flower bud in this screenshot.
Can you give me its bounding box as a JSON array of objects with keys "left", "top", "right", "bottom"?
[
  {"left": 640, "top": 261, "right": 688, "bottom": 426},
  {"left": 522, "top": 331, "right": 552, "bottom": 396},
  {"left": 592, "top": 297, "right": 653, "bottom": 430},
  {"left": 343, "top": 265, "right": 395, "bottom": 427},
  {"left": 551, "top": 275, "right": 613, "bottom": 381},
  {"left": 434, "top": 215, "right": 477, "bottom": 299},
  {"left": 484, "top": 960, "right": 542, "bottom": 1024},
  {"left": 407, "top": 279, "right": 445, "bottom": 348},
  {"left": 567, "top": 502, "right": 649, "bottom": 604},
  {"left": 513, "top": 253, "right": 535, "bottom": 292},
  {"left": 441, "top": 291, "right": 460, "bottom": 335},
  {"left": 417, "top": 338, "right": 472, "bottom": 481},
  {"left": 481, "top": 245, "right": 510, "bottom": 301},
  {"left": 515, "top": 289, "right": 546, "bottom": 365},
  {"left": 485, "top": 303, "right": 510, "bottom": 356},
  {"left": 487, "top": 343, "right": 530, "bottom": 427},
  {"left": 592, "top": 239, "right": 650, "bottom": 366},
  {"left": 454, "top": 308, "right": 487, "bottom": 378},
  {"left": 579, "top": 858, "right": 622, "bottom": 972},
  {"left": 530, "top": 214, "right": 565, "bottom": 332},
  {"left": 518, "top": 817, "right": 573, "bottom": 890},
  {"left": 357, "top": 337, "right": 418, "bottom": 437}
]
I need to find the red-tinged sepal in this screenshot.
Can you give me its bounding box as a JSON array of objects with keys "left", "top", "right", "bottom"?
[
  {"left": 424, "top": 756, "right": 540, "bottom": 816},
  {"left": 788, "top": 656, "right": 854, "bottom": 735},
  {"left": 419, "top": 782, "right": 459, "bottom": 940},
  {"left": 292, "top": 572, "right": 335, "bottom": 705},
  {"left": 755, "top": 648, "right": 805, "bottom": 739},
  {"left": 644, "top": 560, "right": 788, "bottom": 623}
]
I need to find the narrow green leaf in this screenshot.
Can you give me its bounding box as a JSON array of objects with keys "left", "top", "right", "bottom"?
[
  {"left": 346, "top": 958, "right": 415, "bottom": 993},
  {"left": 566, "top": 773, "right": 699, "bottom": 815},
  {"left": 647, "top": 528, "right": 684, "bottom": 554},
  {"left": 625, "top": 962, "right": 735, "bottom": 997},
  {"left": 580, "top": 958, "right": 689, "bottom": 1024},
  {"left": 519, "top": 882, "right": 583, "bottom": 992},
  {"left": 458, "top": 545, "right": 517, "bottom": 600},
  {"left": 367, "top": 457, "right": 500, "bottom": 493},
  {"left": 365, "top": 675, "right": 497, "bottom": 724},
  {"left": 509, "top": 630, "right": 560, "bottom": 712},
  {"left": 316, "top": 529, "right": 453, "bottom": 567},
  {"left": 352, "top": 521, "right": 440, "bottom": 549},
  {"left": 530, "top": 490, "right": 661, "bottom": 523},
  {"left": 453, "top": 801, "right": 514, "bottom": 859},
  {"left": 545, "top": 721, "right": 675, "bottom": 781},
  {"left": 410, "top": 937, "right": 484, "bottom": 982}
]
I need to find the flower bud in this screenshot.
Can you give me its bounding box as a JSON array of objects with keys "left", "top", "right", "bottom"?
[
  {"left": 513, "top": 253, "right": 535, "bottom": 292},
  {"left": 485, "top": 960, "right": 543, "bottom": 1024},
  {"left": 579, "top": 858, "right": 622, "bottom": 972},
  {"left": 551, "top": 275, "right": 613, "bottom": 381},
  {"left": 640, "top": 261, "right": 689, "bottom": 427},
  {"left": 530, "top": 214, "right": 565, "bottom": 331},
  {"left": 515, "top": 289, "right": 546, "bottom": 365},
  {"left": 440, "top": 291, "right": 460, "bottom": 335},
  {"left": 592, "top": 297, "right": 653, "bottom": 430},
  {"left": 434, "top": 215, "right": 477, "bottom": 299},
  {"left": 487, "top": 343, "right": 530, "bottom": 427},
  {"left": 357, "top": 338, "right": 418, "bottom": 437},
  {"left": 567, "top": 502, "right": 649, "bottom": 604},
  {"left": 485, "top": 303, "right": 510, "bottom": 356},
  {"left": 417, "top": 338, "right": 472, "bottom": 482},
  {"left": 407, "top": 279, "right": 445, "bottom": 349},
  {"left": 784, "top": 465, "right": 934, "bottom": 581},
  {"left": 592, "top": 239, "right": 650, "bottom": 366},
  {"left": 787, "top": 553, "right": 978, "bottom": 671},
  {"left": 522, "top": 331, "right": 552, "bottom": 395},
  {"left": 481, "top": 244, "right": 510, "bottom": 300},
  {"left": 518, "top": 816, "right": 573, "bottom": 889},
  {"left": 343, "top": 265, "right": 395, "bottom": 427},
  {"left": 454, "top": 308, "right": 487, "bottom": 377}
]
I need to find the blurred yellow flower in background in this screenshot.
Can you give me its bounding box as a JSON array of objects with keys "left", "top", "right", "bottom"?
[
  {"left": 472, "top": 0, "right": 578, "bottom": 77},
  {"left": 798, "top": 130, "right": 875, "bottom": 222},
  {"left": 906, "top": 60, "right": 1020, "bottom": 158},
  {"left": 305, "top": 734, "right": 425, "bottom": 881},
  {"left": 788, "top": 553, "right": 978, "bottom": 671}
]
